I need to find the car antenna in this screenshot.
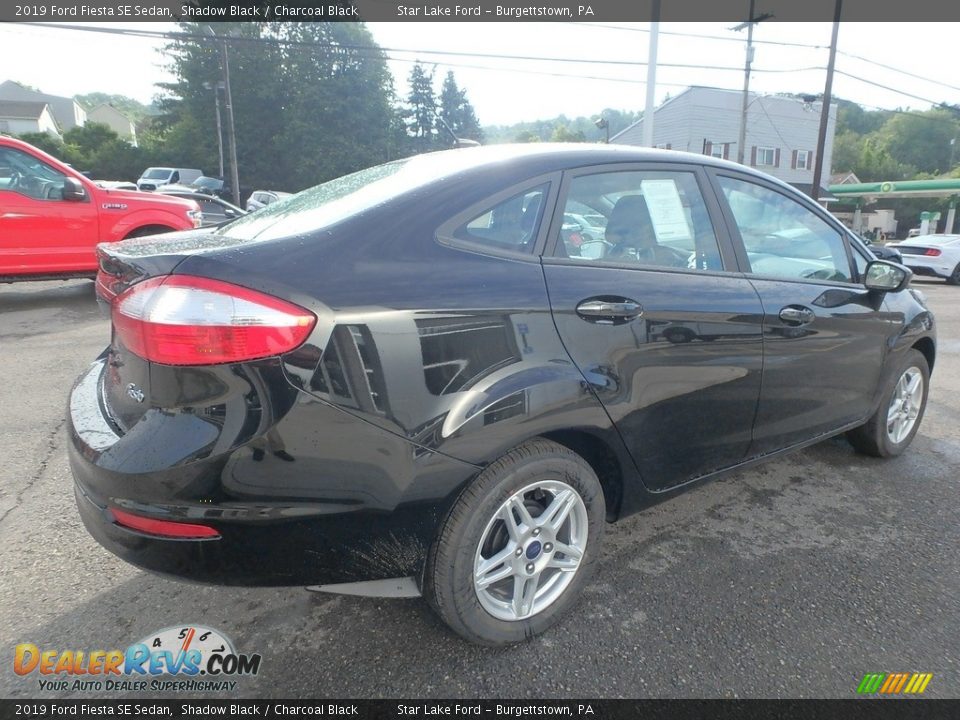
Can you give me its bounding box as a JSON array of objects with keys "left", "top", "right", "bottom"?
[{"left": 437, "top": 116, "right": 480, "bottom": 149}]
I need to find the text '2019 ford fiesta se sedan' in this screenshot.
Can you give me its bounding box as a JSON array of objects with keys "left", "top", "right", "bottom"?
[{"left": 69, "top": 145, "right": 935, "bottom": 645}]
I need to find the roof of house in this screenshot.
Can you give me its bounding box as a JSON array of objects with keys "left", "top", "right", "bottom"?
[
  {"left": 0, "top": 80, "right": 80, "bottom": 129},
  {"left": 89, "top": 103, "right": 134, "bottom": 122},
  {"left": 0, "top": 100, "right": 50, "bottom": 120},
  {"left": 611, "top": 86, "right": 833, "bottom": 143}
]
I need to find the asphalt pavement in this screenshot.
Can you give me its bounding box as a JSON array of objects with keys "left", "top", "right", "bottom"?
[{"left": 1, "top": 277, "right": 957, "bottom": 699}]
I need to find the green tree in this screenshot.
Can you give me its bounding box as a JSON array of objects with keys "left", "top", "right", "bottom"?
[
  {"left": 550, "top": 124, "right": 586, "bottom": 143},
  {"left": 405, "top": 62, "right": 437, "bottom": 153},
  {"left": 158, "top": 22, "right": 400, "bottom": 194},
  {"left": 880, "top": 109, "right": 960, "bottom": 175},
  {"left": 437, "top": 71, "right": 483, "bottom": 146}
]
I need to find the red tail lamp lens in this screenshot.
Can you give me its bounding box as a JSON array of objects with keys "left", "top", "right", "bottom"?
[
  {"left": 110, "top": 508, "right": 220, "bottom": 539},
  {"left": 112, "top": 275, "right": 316, "bottom": 366}
]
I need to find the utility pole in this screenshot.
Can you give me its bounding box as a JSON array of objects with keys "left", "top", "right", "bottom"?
[
  {"left": 203, "top": 81, "right": 225, "bottom": 179},
  {"left": 642, "top": 0, "right": 661, "bottom": 148},
  {"left": 733, "top": 0, "right": 772, "bottom": 165},
  {"left": 206, "top": 25, "right": 241, "bottom": 206},
  {"left": 811, "top": 0, "right": 842, "bottom": 202}
]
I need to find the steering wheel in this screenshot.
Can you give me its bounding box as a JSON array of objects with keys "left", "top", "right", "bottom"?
[{"left": 661, "top": 245, "right": 695, "bottom": 268}]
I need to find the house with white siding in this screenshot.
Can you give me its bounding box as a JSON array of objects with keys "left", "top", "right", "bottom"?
[
  {"left": 88, "top": 104, "right": 137, "bottom": 146},
  {"left": 0, "top": 101, "right": 62, "bottom": 139},
  {"left": 0, "top": 80, "right": 86, "bottom": 131},
  {"left": 611, "top": 86, "right": 837, "bottom": 198}
]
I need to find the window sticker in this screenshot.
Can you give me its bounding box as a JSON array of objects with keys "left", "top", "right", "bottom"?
[{"left": 640, "top": 179, "right": 692, "bottom": 241}]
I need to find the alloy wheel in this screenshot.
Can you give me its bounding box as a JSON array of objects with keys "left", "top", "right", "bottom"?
[
  {"left": 473, "top": 480, "right": 588, "bottom": 622},
  {"left": 886, "top": 366, "right": 924, "bottom": 444}
]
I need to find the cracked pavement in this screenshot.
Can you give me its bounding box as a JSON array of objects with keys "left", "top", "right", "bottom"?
[{"left": 0, "top": 278, "right": 957, "bottom": 699}]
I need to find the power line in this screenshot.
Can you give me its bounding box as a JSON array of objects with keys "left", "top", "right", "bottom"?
[
  {"left": 836, "top": 50, "right": 960, "bottom": 94},
  {"left": 568, "top": 22, "right": 827, "bottom": 48},
  {"left": 15, "top": 22, "right": 818, "bottom": 74},
  {"left": 834, "top": 69, "right": 949, "bottom": 107}
]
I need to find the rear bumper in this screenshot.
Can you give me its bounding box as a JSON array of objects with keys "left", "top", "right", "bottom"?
[
  {"left": 900, "top": 256, "right": 953, "bottom": 279},
  {"left": 68, "top": 360, "right": 478, "bottom": 586}
]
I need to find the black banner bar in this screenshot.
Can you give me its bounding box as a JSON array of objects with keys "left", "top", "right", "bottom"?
[
  {"left": 2, "top": 700, "right": 960, "bottom": 720},
  {"left": 5, "top": 0, "right": 960, "bottom": 23}
]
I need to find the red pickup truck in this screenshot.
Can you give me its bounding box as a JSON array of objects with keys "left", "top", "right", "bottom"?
[{"left": 1, "top": 136, "right": 202, "bottom": 282}]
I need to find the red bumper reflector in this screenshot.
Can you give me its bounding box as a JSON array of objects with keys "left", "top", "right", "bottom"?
[{"left": 110, "top": 508, "right": 220, "bottom": 539}]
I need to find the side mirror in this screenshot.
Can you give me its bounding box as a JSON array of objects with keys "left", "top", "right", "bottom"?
[
  {"left": 224, "top": 209, "right": 237, "bottom": 218},
  {"left": 62, "top": 177, "right": 87, "bottom": 201},
  {"left": 864, "top": 260, "right": 910, "bottom": 293}
]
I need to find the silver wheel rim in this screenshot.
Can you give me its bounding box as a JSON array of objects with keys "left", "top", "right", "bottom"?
[
  {"left": 886, "top": 366, "right": 924, "bottom": 444},
  {"left": 473, "top": 480, "right": 588, "bottom": 622}
]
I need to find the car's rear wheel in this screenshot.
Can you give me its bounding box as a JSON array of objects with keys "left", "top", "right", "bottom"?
[
  {"left": 847, "top": 349, "right": 929, "bottom": 457},
  {"left": 424, "top": 438, "right": 605, "bottom": 646},
  {"left": 946, "top": 262, "right": 960, "bottom": 285}
]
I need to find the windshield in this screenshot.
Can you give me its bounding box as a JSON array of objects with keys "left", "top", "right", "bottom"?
[{"left": 141, "top": 168, "right": 172, "bottom": 180}]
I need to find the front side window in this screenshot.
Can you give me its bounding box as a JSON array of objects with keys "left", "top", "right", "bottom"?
[
  {"left": 0, "top": 147, "right": 67, "bottom": 200},
  {"left": 452, "top": 184, "right": 549, "bottom": 253},
  {"left": 555, "top": 170, "right": 724, "bottom": 272},
  {"left": 718, "top": 175, "right": 853, "bottom": 283}
]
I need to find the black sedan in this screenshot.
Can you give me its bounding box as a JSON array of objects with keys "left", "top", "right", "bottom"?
[{"left": 70, "top": 145, "right": 935, "bottom": 646}]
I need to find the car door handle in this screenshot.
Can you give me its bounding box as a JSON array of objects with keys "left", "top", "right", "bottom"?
[
  {"left": 576, "top": 298, "right": 643, "bottom": 322},
  {"left": 778, "top": 306, "right": 815, "bottom": 326}
]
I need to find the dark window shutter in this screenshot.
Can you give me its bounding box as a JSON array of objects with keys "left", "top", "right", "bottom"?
[
  {"left": 775, "top": 148, "right": 781, "bottom": 168},
  {"left": 723, "top": 143, "right": 730, "bottom": 160},
  {"left": 666, "top": 143, "right": 672, "bottom": 150},
  {"left": 750, "top": 146, "right": 757, "bottom": 166},
  {"left": 704, "top": 140, "right": 713, "bottom": 156},
  {"left": 791, "top": 150, "right": 798, "bottom": 169}
]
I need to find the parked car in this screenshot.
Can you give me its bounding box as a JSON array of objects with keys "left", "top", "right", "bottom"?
[
  {"left": 246, "top": 189, "right": 292, "bottom": 211},
  {"left": 70, "top": 145, "right": 935, "bottom": 646},
  {"left": 189, "top": 176, "right": 231, "bottom": 199},
  {"left": 886, "top": 234, "right": 960, "bottom": 284},
  {"left": 95, "top": 180, "right": 138, "bottom": 191},
  {"left": 158, "top": 189, "right": 246, "bottom": 227},
  {"left": 137, "top": 167, "right": 204, "bottom": 192},
  {"left": 0, "top": 136, "right": 202, "bottom": 282}
]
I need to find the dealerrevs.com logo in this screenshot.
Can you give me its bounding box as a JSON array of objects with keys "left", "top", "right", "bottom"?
[{"left": 14, "top": 625, "right": 261, "bottom": 692}]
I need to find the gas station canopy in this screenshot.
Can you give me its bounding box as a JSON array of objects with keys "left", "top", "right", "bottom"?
[{"left": 828, "top": 179, "right": 960, "bottom": 202}]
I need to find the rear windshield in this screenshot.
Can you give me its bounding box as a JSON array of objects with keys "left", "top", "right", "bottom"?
[{"left": 215, "top": 149, "right": 496, "bottom": 242}]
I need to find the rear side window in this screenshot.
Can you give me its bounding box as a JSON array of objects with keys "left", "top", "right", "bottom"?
[
  {"left": 452, "top": 184, "right": 550, "bottom": 253},
  {"left": 718, "top": 176, "right": 853, "bottom": 283}
]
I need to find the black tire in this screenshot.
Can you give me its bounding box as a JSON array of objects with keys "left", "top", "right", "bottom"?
[
  {"left": 424, "top": 438, "right": 605, "bottom": 646},
  {"left": 946, "top": 263, "right": 960, "bottom": 285},
  {"left": 847, "top": 349, "right": 929, "bottom": 457}
]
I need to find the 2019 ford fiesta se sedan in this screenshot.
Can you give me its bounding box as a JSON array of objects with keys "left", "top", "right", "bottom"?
[{"left": 69, "top": 145, "right": 935, "bottom": 646}]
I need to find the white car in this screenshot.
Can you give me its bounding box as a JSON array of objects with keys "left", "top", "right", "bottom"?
[
  {"left": 246, "top": 190, "right": 292, "bottom": 212},
  {"left": 887, "top": 234, "right": 960, "bottom": 284}
]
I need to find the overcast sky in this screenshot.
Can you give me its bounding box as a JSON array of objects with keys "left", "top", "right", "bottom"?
[{"left": 0, "top": 22, "right": 957, "bottom": 126}]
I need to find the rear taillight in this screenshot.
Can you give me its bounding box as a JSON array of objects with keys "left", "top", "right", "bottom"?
[
  {"left": 95, "top": 268, "right": 120, "bottom": 303},
  {"left": 924, "top": 248, "right": 941, "bottom": 257},
  {"left": 112, "top": 275, "right": 317, "bottom": 366}
]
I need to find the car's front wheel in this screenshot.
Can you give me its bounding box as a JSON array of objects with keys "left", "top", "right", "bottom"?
[
  {"left": 847, "top": 349, "right": 929, "bottom": 457},
  {"left": 424, "top": 438, "right": 605, "bottom": 646}
]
